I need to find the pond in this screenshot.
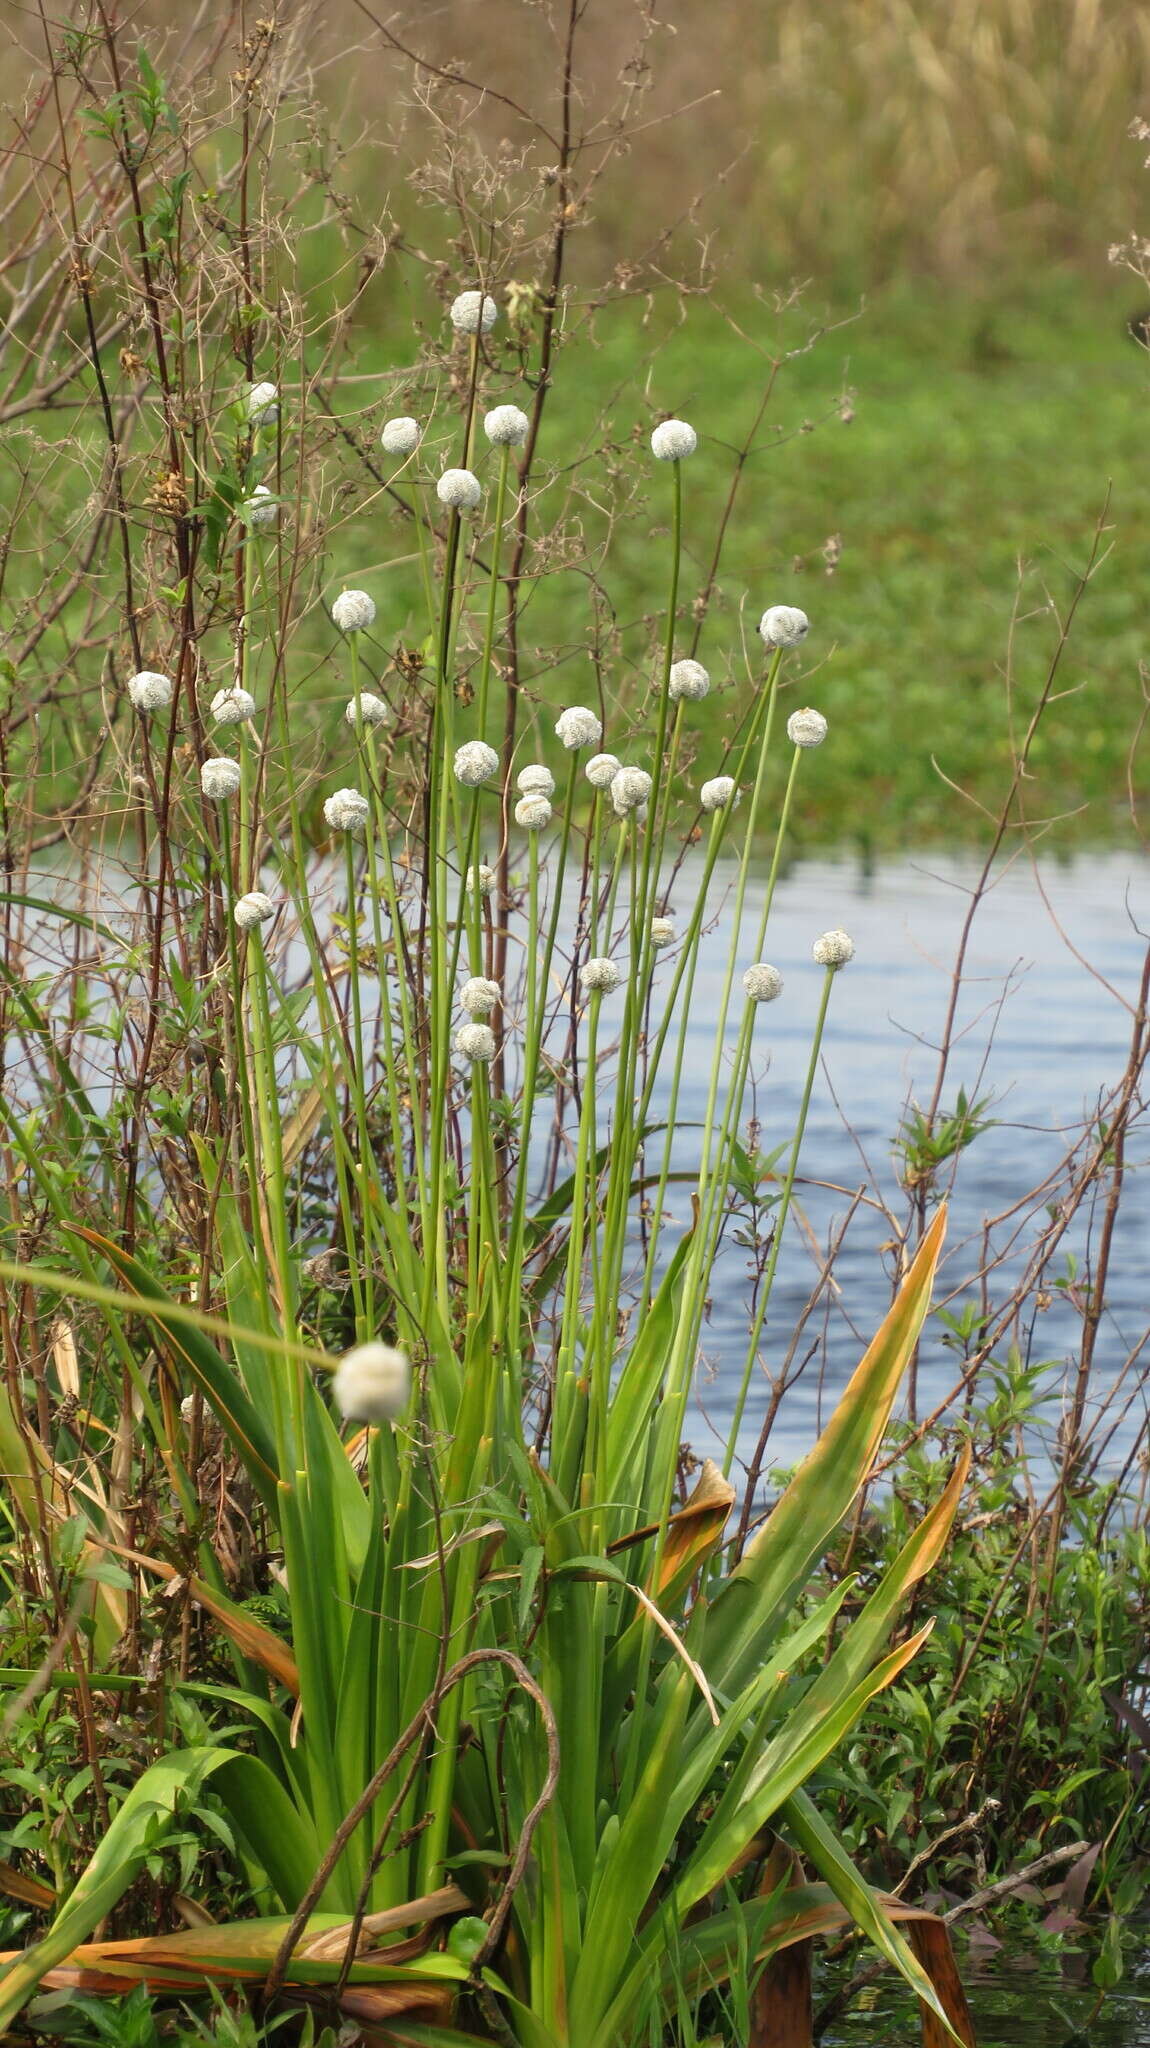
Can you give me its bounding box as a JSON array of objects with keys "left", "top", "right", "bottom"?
[
  {"left": 661, "top": 846, "right": 1150, "bottom": 1485},
  {"left": 821, "top": 1937, "right": 1150, "bottom": 2044}
]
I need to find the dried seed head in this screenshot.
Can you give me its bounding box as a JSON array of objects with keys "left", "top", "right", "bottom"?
[
  {"left": 484, "top": 404, "right": 530, "bottom": 446},
  {"left": 514, "top": 793, "right": 553, "bottom": 830},
  {"left": 699, "top": 775, "right": 738, "bottom": 813},
  {"left": 332, "top": 1341, "right": 411, "bottom": 1423},
  {"left": 345, "top": 692, "right": 392, "bottom": 729},
  {"left": 742, "top": 963, "right": 784, "bottom": 1002},
  {"left": 580, "top": 957, "right": 622, "bottom": 994},
  {"left": 246, "top": 380, "right": 279, "bottom": 425},
  {"left": 517, "top": 763, "right": 555, "bottom": 797},
  {"left": 459, "top": 976, "right": 500, "bottom": 1018},
  {"left": 210, "top": 685, "right": 256, "bottom": 725},
  {"left": 454, "top": 741, "right": 500, "bottom": 788},
  {"left": 381, "top": 416, "right": 421, "bottom": 456},
  {"left": 651, "top": 917, "right": 676, "bottom": 950},
  {"left": 234, "top": 891, "right": 275, "bottom": 931},
  {"left": 555, "top": 705, "right": 602, "bottom": 750},
  {"left": 244, "top": 484, "right": 278, "bottom": 528},
  {"left": 127, "top": 670, "right": 173, "bottom": 712},
  {"left": 668, "top": 659, "right": 710, "bottom": 702},
  {"left": 450, "top": 290, "right": 498, "bottom": 334},
  {"left": 323, "top": 787, "right": 370, "bottom": 835},
  {"left": 610, "top": 765, "right": 652, "bottom": 815},
  {"left": 454, "top": 1020, "right": 497, "bottom": 1062},
  {"left": 437, "top": 468, "right": 483, "bottom": 511},
  {"left": 200, "top": 757, "right": 242, "bottom": 800},
  {"left": 812, "top": 928, "right": 854, "bottom": 969},
  {"left": 585, "top": 752, "right": 621, "bottom": 790},
  {"left": 787, "top": 707, "right": 828, "bottom": 748}
]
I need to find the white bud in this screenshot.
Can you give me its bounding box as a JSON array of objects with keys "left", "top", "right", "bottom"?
[
  {"left": 324, "top": 787, "right": 370, "bottom": 835},
  {"left": 813, "top": 928, "right": 855, "bottom": 969},
  {"left": 651, "top": 418, "right": 698, "bottom": 461},
  {"left": 332, "top": 1341, "right": 411, "bottom": 1423},
  {"left": 437, "top": 468, "right": 483, "bottom": 511},
  {"left": 454, "top": 741, "right": 500, "bottom": 788},
  {"left": 787, "top": 707, "right": 828, "bottom": 748},
  {"left": 210, "top": 685, "right": 255, "bottom": 726},
  {"left": 244, "top": 484, "right": 278, "bottom": 529},
  {"left": 700, "top": 775, "right": 738, "bottom": 813},
  {"left": 200, "top": 757, "right": 242, "bottom": 801},
  {"left": 759, "top": 605, "right": 810, "bottom": 649},
  {"left": 484, "top": 404, "right": 530, "bottom": 446},
  {"left": 743, "top": 963, "right": 784, "bottom": 1003},
  {"left": 610, "top": 765, "right": 652, "bottom": 815},
  {"left": 580, "top": 957, "right": 622, "bottom": 994},
  {"left": 470, "top": 863, "right": 495, "bottom": 896},
  {"left": 556, "top": 705, "right": 602, "bottom": 750},
  {"left": 517, "top": 764, "right": 555, "bottom": 797},
  {"left": 246, "top": 381, "right": 279, "bottom": 426},
  {"left": 381, "top": 416, "right": 421, "bottom": 457},
  {"left": 651, "top": 917, "right": 676, "bottom": 950},
  {"left": 127, "top": 670, "right": 173, "bottom": 712},
  {"left": 234, "top": 891, "right": 275, "bottom": 931},
  {"left": 668, "top": 659, "right": 710, "bottom": 702},
  {"left": 345, "top": 692, "right": 392, "bottom": 729},
  {"left": 454, "top": 1020, "right": 496, "bottom": 1062},
  {"left": 514, "top": 793, "right": 553, "bottom": 830},
  {"left": 450, "top": 290, "right": 498, "bottom": 335},
  {"left": 332, "top": 590, "right": 376, "bottom": 634},
  {"left": 585, "top": 752, "right": 621, "bottom": 790},
  {"left": 180, "top": 1394, "right": 196, "bottom": 1423},
  {"left": 459, "top": 976, "right": 500, "bottom": 1018}
]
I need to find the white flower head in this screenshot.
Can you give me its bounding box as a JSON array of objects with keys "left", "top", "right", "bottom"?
[
  {"left": 246, "top": 381, "right": 279, "bottom": 426},
  {"left": 332, "top": 1341, "right": 411, "bottom": 1424},
  {"left": 517, "top": 763, "right": 555, "bottom": 797},
  {"left": 585, "top": 752, "right": 621, "bottom": 790},
  {"left": 234, "top": 891, "right": 275, "bottom": 931},
  {"left": 454, "top": 741, "right": 500, "bottom": 788},
  {"left": 651, "top": 917, "right": 676, "bottom": 950},
  {"left": 450, "top": 290, "right": 498, "bottom": 335},
  {"left": 470, "top": 862, "right": 496, "bottom": 896},
  {"left": 668, "top": 659, "right": 710, "bottom": 702},
  {"left": 610, "top": 765, "right": 652, "bottom": 816},
  {"left": 813, "top": 928, "right": 855, "bottom": 969},
  {"left": 324, "top": 787, "right": 370, "bottom": 835},
  {"left": 200, "top": 757, "right": 242, "bottom": 801},
  {"left": 514, "top": 793, "right": 553, "bottom": 830},
  {"left": 455, "top": 1020, "right": 496, "bottom": 1063},
  {"left": 345, "top": 692, "right": 392, "bottom": 729},
  {"left": 332, "top": 589, "right": 376, "bottom": 635},
  {"left": 700, "top": 775, "right": 738, "bottom": 813},
  {"left": 459, "top": 975, "right": 500, "bottom": 1018},
  {"left": 787, "top": 706, "right": 828, "bottom": 748},
  {"left": 759, "top": 605, "right": 810, "bottom": 649},
  {"left": 437, "top": 468, "right": 483, "bottom": 511},
  {"left": 244, "top": 484, "right": 278, "bottom": 529},
  {"left": 555, "top": 705, "right": 602, "bottom": 751},
  {"left": 180, "top": 1394, "right": 196, "bottom": 1423},
  {"left": 484, "top": 404, "right": 530, "bottom": 447},
  {"left": 210, "top": 685, "right": 255, "bottom": 726},
  {"left": 127, "top": 670, "right": 173, "bottom": 712},
  {"left": 381, "top": 416, "right": 421, "bottom": 457},
  {"left": 743, "top": 962, "right": 784, "bottom": 1003},
  {"left": 580, "top": 957, "right": 622, "bottom": 995},
  {"left": 651, "top": 418, "right": 698, "bottom": 461}
]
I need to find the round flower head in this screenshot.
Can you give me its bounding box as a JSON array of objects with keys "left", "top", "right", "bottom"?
[
  {"left": 651, "top": 917, "right": 676, "bottom": 950},
  {"left": 459, "top": 975, "right": 500, "bottom": 1018},
  {"left": 743, "top": 962, "right": 784, "bottom": 1003},
  {"left": 700, "top": 775, "right": 738, "bottom": 813},
  {"left": 484, "top": 404, "right": 530, "bottom": 447},
  {"left": 610, "top": 765, "right": 653, "bottom": 815},
  {"left": 200, "top": 757, "right": 242, "bottom": 801},
  {"left": 127, "top": 669, "right": 173, "bottom": 712},
  {"left": 324, "top": 787, "right": 370, "bottom": 835},
  {"left": 668, "top": 659, "right": 710, "bottom": 703},
  {"left": 759, "top": 605, "right": 810, "bottom": 649},
  {"left": 234, "top": 891, "right": 275, "bottom": 931},
  {"left": 470, "top": 862, "right": 495, "bottom": 896},
  {"left": 345, "top": 692, "right": 392, "bottom": 730},
  {"left": 210, "top": 684, "right": 255, "bottom": 726},
  {"left": 331, "top": 589, "right": 376, "bottom": 635},
  {"left": 437, "top": 468, "right": 483, "bottom": 511},
  {"left": 787, "top": 706, "right": 828, "bottom": 748},
  {"left": 517, "top": 763, "right": 555, "bottom": 798},
  {"left": 244, "top": 484, "right": 278, "bottom": 529},
  {"left": 380, "top": 416, "right": 421, "bottom": 457},
  {"left": 514, "top": 793, "right": 553, "bottom": 830},
  {"left": 450, "top": 290, "right": 498, "bottom": 335},
  {"left": 580, "top": 957, "right": 622, "bottom": 995},
  {"left": 454, "top": 740, "right": 500, "bottom": 788},
  {"left": 455, "top": 1020, "right": 496, "bottom": 1063},
  {"left": 813, "top": 928, "right": 855, "bottom": 970},
  {"left": 586, "top": 752, "right": 621, "bottom": 790},
  {"left": 332, "top": 1341, "right": 411, "bottom": 1424},
  {"left": 180, "top": 1394, "right": 196, "bottom": 1424},
  {"left": 651, "top": 418, "right": 698, "bottom": 461},
  {"left": 246, "top": 381, "right": 279, "bottom": 426},
  {"left": 556, "top": 705, "right": 602, "bottom": 751}
]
